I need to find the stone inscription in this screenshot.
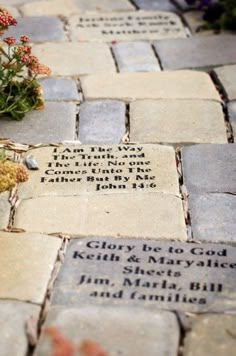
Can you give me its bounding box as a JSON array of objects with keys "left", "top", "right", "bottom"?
[
  {"left": 19, "top": 145, "right": 179, "bottom": 198},
  {"left": 52, "top": 238, "right": 236, "bottom": 312},
  {"left": 69, "top": 11, "right": 187, "bottom": 42}
]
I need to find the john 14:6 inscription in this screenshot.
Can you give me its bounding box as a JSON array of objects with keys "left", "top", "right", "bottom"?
[{"left": 52, "top": 238, "right": 236, "bottom": 313}]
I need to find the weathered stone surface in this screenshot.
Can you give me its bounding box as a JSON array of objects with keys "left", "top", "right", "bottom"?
[
  {"left": 184, "top": 314, "right": 236, "bottom": 356},
  {"left": 213, "top": 65, "right": 236, "bottom": 101},
  {"left": 81, "top": 71, "right": 221, "bottom": 101},
  {"left": 112, "top": 41, "right": 161, "bottom": 72},
  {"left": 21, "top": 0, "right": 135, "bottom": 16},
  {"left": 14, "top": 193, "right": 187, "bottom": 240},
  {"left": 34, "top": 306, "right": 179, "bottom": 356},
  {"left": 0, "top": 232, "right": 61, "bottom": 303},
  {"left": 51, "top": 237, "right": 236, "bottom": 312},
  {"left": 33, "top": 42, "right": 116, "bottom": 76},
  {"left": 228, "top": 101, "right": 236, "bottom": 139},
  {"left": 4, "top": 16, "right": 66, "bottom": 42},
  {"left": 0, "top": 102, "right": 77, "bottom": 144},
  {"left": 39, "top": 78, "right": 80, "bottom": 102},
  {"left": 154, "top": 35, "right": 236, "bottom": 70},
  {"left": 189, "top": 194, "right": 236, "bottom": 243},
  {"left": 69, "top": 11, "right": 186, "bottom": 42},
  {"left": 130, "top": 99, "right": 227, "bottom": 144},
  {"left": 182, "top": 144, "right": 236, "bottom": 194},
  {"left": 0, "top": 193, "right": 10, "bottom": 229},
  {"left": 78, "top": 101, "right": 126, "bottom": 143},
  {"left": 132, "top": 0, "right": 178, "bottom": 11},
  {"left": 0, "top": 301, "right": 40, "bottom": 356},
  {"left": 18, "top": 144, "right": 180, "bottom": 198}
]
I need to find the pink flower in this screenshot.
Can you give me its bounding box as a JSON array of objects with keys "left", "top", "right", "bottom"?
[
  {"left": 20, "top": 35, "right": 30, "bottom": 43},
  {"left": 3, "top": 36, "right": 16, "bottom": 45}
]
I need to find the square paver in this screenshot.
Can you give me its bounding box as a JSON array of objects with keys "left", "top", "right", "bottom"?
[
  {"left": 132, "top": 0, "right": 178, "bottom": 11},
  {"left": 0, "top": 301, "right": 40, "bottom": 356},
  {"left": 181, "top": 144, "right": 236, "bottom": 194},
  {"left": 78, "top": 100, "right": 126, "bottom": 143},
  {"left": 0, "top": 192, "right": 11, "bottom": 229},
  {"left": 33, "top": 42, "right": 116, "bottom": 76},
  {"left": 0, "top": 232, "right": 61, "bottom": 303},
  {"left": 69, "top": 11, "right": 186, "bottom": 42},
  {"left": 112, "top": 42, "right": 161, "bottom": 72},
  {"left": 0, "top": 102, "right": 77, "bottom": 144},
  {"left": 189, "top": 193, "right": 236, "bottom": 243},
  {"left": 18, "top": 144, "right": 180, "bottom": 199},
  {"left": 81, "top": 71, "right": 221, "bottom": 101},
  {"left": 228, "top": 101, "right": 236, "bottom": 140},
  {"left": 154, "top": 35, "right": 236, "bottom": 70},
  {"left": 184, "top": 314, "right": 236, "bottom": 356},
  {"left": 4, "top": 16, "right": 66, "bottom": 42},
  {"left": 14, "top": 193, "right": 187, "bottom": 240},
  {"left": 51, "top": 237, "right": 236, "bottom": 312},
  {"left": 130, "top": 99, "right": 227, "bottom": 144},
  {"left": 213, "top": 65, "right": 236, "bottom": 101},
  {"left": 34, "top": 306, "right": 179, "bottom": 356},
  {"left": 39, "top": 78, "right": 80, "bottom": 102}
]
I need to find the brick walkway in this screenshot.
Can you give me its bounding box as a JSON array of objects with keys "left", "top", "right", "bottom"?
[{"left": 0, "top": 1, "right": 236, "bottom": 355}]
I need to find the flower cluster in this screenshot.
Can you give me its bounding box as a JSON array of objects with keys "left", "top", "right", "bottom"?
[{"left": 0, "top": 6, "right": 51, "bottom": 120}]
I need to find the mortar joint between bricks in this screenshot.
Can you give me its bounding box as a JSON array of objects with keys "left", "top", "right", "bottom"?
[
  {"left": 152, "top": 43, "right": 164, "bottom": 70},
  {"left": 58, "top": 14, "right": 71, "bottom": 42},
  {"left": 110, "top": 44, "right": 120, "bottom": 73},
  {"left": 127, "top": 0, "right": 139, "bottom": 10}
]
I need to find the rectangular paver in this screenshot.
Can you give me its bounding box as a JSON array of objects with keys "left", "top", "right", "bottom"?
[
  {"left": 0, "top": 232, "right": 61, "bottom": 303},
  {"left": 112, "top": 41, "right": 161, "bottom": 72},
  {"left": 18, "top": 144, "right": 180, "bottom": 198},
  {"left": 39, "top": 78, "right": 80, "bottom": 102},
  {"left": 189, "top": 193, "right": 236, "bottom": 243},
  {"left": 51, "top": 237, "right": 236, "bottom": 312},
  {"left": 0, "top": 301, "right": 40, "bottom": 356},
  {"left": 69, "top": 11, "right": 186, "bottom": 42},
  {"left": 130, "top": 99, "right": 227, "bottom": 144},
  {"left": 181, "top": 144, "right": 236, "bottom": 194},
  {"left": 33, "top": 42, "right": 116, "bottom": 76},
  {"left": 213, "top": 65, "right": 236, "bottom": 101},
  {"left": 0, "top": 102, "right": 77, "bottom": 144},
  {"left": 154, "top": 35, "right": 236, "bottom": 70},
  {"left": 81, "top": 71, "right": 221, "bottom": 101},
  {"left": 14, "top": 193, "right": 187, "bottom": 240},
  {"left": 78, "top": 100, "right": 126, "bottom": 143},
  {"left": 34, "top": 306, "right": 179, "bottom": 356}
]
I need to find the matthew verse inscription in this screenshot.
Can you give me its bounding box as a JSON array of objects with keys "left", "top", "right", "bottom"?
[
  {"left": 69, "top": 11, "right": 186, "bottom": 41},
  {"left": 20, "top": 144, "right": 179, "bottom": 198},
  {"left": 52, "top": 238, "right": 236, "bottom": 312}
]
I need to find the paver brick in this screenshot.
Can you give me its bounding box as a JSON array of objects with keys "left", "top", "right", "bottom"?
[
  {"left": 0, "top": 193, "right": 10, "bottom": 230},
  {"left": 132, "top": 0, "right": 178, "bottom": 11},
  {"left": 130, "top": 99, "right": 227, "bottom": 144},
  {"left": 0, "top": 232, "right": 61, "bottom": 303},
  {"left": 112, "top": 41, "right": 161, "bottom": 72},
  {"left": 181, "top": 144, "right": 236, "bottom": 194},
  {"left": 14, "top": 193, "right": 187, "bottom": 240},
  {"left": 5, "top": 16, "right": 66, "bottom": 43},
  {"left": 33, "top": 42, "right": 116, "bottom": 76},
  {"left": 154, "top": 35, "right": 236, "bottom": 70},
  {"left": 213, "top": 65, "right": 236, "bottom": 101},
  {"left": 34, "top": 306, "right": 179, "bottom": 356},
  {"left": 81, "top": 71, "right": 221, "bottom": 101},
  {"left": 21, "top": 0, "right": 135, "bottom": 17},
  {"left": 184, "top": 314, "right": 236, "bottom": 356},
  {"left": 78, "top": 100, "right": 126, "bottom": 144},
  {"left": 39, "top": 78, "right": 80, "bottom": 102},
  {"left": 228, "top": 101, "right": 236, "bottom": 140},
  {"left": 189, "top": 193, "right": 236, "bottom": 243},
  {"left": 0, "top": 301, "right": 40, "bottom": 356},
  {"left": 0, "top": 102, "right": 77, "bottom": 144}
]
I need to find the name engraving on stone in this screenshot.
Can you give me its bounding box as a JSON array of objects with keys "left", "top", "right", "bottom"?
[
  {"left": 70, "top": 12, "right": 186, "bottom": 41},
  {"left": 52, "top": 238, "right": 236, "bottom": 312}
]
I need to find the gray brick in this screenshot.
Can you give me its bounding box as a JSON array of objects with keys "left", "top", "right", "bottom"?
[
  {"left": 131, "top": 0, "right": 178, "bottom": 11},
  {"left": 189, "top": 193, "right": 236, "bottom": 243},
  {"left": 228, "top": 101, "right": 236, "bottom": 140},
  {"left": 213, "top": 65, "right": 236, "bottom": 101},
  {"left": 154, "top": 35, "right": 236, "bottom": 70},
  {"left": 112, "top": 41, "right": 161, "bottom": 72},
  {"left": 39, "top": 78, "right": 80, "bottom": 102},
  {"left": 182, "top": 144, "right": 236, "bottom": 194},
  {"left": 4, "top": 16, "right": 66, "bottom": 42},
  {"left": 78, "top": 100, "right": 126, "bottom": 144},
  {"left": 0, "top": 102, "right": 77, "bottom": 144}
]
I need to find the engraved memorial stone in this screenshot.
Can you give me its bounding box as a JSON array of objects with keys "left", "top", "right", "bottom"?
[
  {"left": 69, "top": 11, "right": 187, "bottom": 42},
  {"left": 52, "top": 237, "right": 236, "bottom": 313}
]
